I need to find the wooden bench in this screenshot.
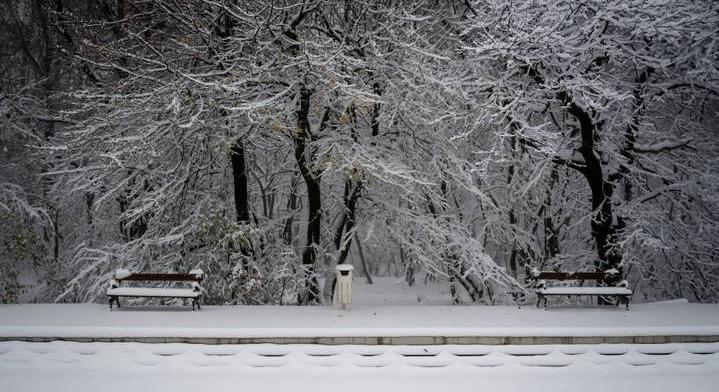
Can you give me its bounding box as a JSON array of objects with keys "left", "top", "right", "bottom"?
[
  {"left": 107, "top": 269, "right": 204, "bottom": 310},
  {"left": 530, "top": 269, "right": 632, "bottom": 309}
]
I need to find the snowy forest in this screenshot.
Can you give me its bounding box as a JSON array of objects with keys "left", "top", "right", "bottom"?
[{"left": 1, "top": 0, "right": 717, "bottom": 306}]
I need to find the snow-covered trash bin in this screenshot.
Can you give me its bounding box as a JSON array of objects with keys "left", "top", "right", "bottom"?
[{"left": 335, "top": 265, "right": 354, "bottom": 310}]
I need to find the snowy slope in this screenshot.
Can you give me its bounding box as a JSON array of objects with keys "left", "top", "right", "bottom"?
[{"left": 1, "top": 341, "right": 718, "bottom": 392}]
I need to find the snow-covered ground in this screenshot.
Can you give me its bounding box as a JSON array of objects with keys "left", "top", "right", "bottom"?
[
  {"left": 1, "top": 299, "right": 718, "bottom": 340},
  {"left": 1, "top": 341, "right": 718, "bottom": 392},
  {"left": 3, "top": 279, "right": 718, "bottom": 390}
]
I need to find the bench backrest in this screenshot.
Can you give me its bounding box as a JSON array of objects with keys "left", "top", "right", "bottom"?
[
  {"left": 534, "top": 271, "right": 602, "bottom": 281},
  {"left": 117, "top": 273, "right": 203, "bottom": 283}
]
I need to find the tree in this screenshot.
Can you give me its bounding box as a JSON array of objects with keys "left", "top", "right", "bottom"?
[
  {"left": 2, "top": 0, "right": 716, "bottom": 306},
  {"left": 460, "top": 0, "right": 719, "bottom": 298}
]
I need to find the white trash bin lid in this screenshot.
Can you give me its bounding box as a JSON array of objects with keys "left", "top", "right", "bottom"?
[{"left": 336, "top": 265, "right": 354, "bottom": 271}]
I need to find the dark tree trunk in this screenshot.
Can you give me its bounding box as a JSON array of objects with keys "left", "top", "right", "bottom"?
[
  {"left": 294, "top": 86, "right": 321, "bottom": 304},
  {"left": 506, "top": 120, "right": 528, "bottom": 279},
  {"left": 564, "top": 97, "right": 623, "bottom": 292},
  {"left": 333, "top": 82, "right": 381, "bottom": 266},
  {"left": 52, "top": 209, "right": 60, "bottom": 264},
  {"left": 353, "top": 232, "right": 373, "bottom": 284},
  {"left": 543, "top": 165, "right": 561, "bottom": 261},
  {"left": 230, "top": 137, "right": 250, "bottom": 223},
  {"left": 328, "top": 98, "right": 376, "bottom": 301},
  {"left": 525, "top": 66, "right": 624, "bottom": 298},
  {"left": 334, "top": 179, "right": 362, "bottom": 266},
  {"left": 230, "top": 136, "right": 254, "bottom": 266},
  {"left": 370, "top": 82, "right": 382, "bottom": 138},
  {"left": 400, "top": 244, "right": 414, "bottom": 286},
  {"left": 281, "top": 9, "right": 322, "bottom": 304},
  {"left": 282, "top": 174, "right": 300, "bottom": 246}
]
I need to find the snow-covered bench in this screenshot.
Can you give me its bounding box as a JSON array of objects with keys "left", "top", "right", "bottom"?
[
  {"left": 107, "top": 269, "right": 204, "bottom": 311},
  {"left": 531, "top": 270, "right": 632, "bottom": 309}
]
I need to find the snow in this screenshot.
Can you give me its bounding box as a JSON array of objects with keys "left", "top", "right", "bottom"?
[
  {"left": 114, "top": 269, "right": 132, "bottom": 279},
  {"left": 1, "top": 340, "right": 717, "bottom": 392},
  {"left": 538, "top": 287, "right": 633, "bottom": 295},
  {"left": 1, "top": 301, "right": 718, "bottom": 339},
  {"left": 2, "top": 279, "right": 717, "bottom": 391},
  {"left": 106, "top": 287, "right": 200, "bottom": 298}
]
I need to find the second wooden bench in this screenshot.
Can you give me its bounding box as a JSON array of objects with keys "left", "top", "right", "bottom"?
[
  {"left": 107, "top": 269, "right": 204, "bottom": 310},
  {"left": 530, "top": 269, "right": 632, "bottom": 309}
]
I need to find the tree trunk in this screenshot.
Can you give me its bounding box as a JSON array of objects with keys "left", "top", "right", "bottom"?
[
  {"left": 230, "top": 136, "right": 254, "bottom": 267},
  {"left": 353, "top": 232, "right": 373, "bottom": 284},
  {"left": 400, "top": 243, "right": 414, "bottom": 286},
  {"left": 230, "top": 137, "right": 250, "bottom": 223},
  {"left": 294, "top": 85, "right": 321, "bottom": 305},
  {"left": 543, "top": 165, "right": 560, "bottom": 261},
  {"left": 526, "top": 67, "right": 624, "bottom": 298},
  {"left": 564, "top": 97, "right": 623, "bottom": 295},
  {"left": 282, "top": 174, "right": 300, "bottom": 246},
  {"left": 334, "top": 179, "right": 362, "bottom": 265}
]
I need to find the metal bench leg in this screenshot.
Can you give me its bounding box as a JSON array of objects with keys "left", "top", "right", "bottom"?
[
  {"left": 544, "top": 296, "right": 548, "bottom": 308},
  {"left": 536, "top": 295, "right": 541, "bottom": 307}
]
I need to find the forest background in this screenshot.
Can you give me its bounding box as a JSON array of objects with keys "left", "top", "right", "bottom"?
[{"left": 1, "top": 0, "right": 717, "bottom": 306}]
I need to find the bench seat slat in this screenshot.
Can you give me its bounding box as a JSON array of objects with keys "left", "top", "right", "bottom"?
[
  {"left": 537, "top": 287, "right": 632, "bottom": 295},
  {"left": 537, "top": 272, "right": 602, "bottom": 281},
  {"left": 107, "top": 287, "right": 200, "bottom": 298}
]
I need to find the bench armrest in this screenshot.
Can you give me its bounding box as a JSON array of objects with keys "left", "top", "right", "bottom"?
[
  {"left": 109, "top": 279, "right": 120, "bottom": 289},
  {"left": 530, "top": 267, "right": 541, "bottom": 279},
  {"left": 534, "top": 279, "right": 546, "bottom": 290},
  {"left": 190, "top": 269, "right": 204, "bottom": 282},
  {"left": 114, "top": 269, "right": 132, "bottom": 280}
]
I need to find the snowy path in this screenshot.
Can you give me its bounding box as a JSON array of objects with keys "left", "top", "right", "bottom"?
[
  {"left": 1, "top": 341, "right": 718, "bottom": 392},
  {"left": 2, "top": 301, "right": 719, "bottom": 343}
]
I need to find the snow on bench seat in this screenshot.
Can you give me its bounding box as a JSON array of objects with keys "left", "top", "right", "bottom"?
[
  {"left": 538, "top": 287, "right": 633, "bottom": 296},
  {"left": 531, "top": 270, "right": 632, "bottom": 308},
  {"left": 107, "top": 270, "right": 204, "bottom": 310},
  {"left": 106, "top": 287, "right": 200, "bottom": 298}
]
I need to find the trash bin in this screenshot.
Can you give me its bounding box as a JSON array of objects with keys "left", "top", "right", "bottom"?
[{"left": 335, "top": 265, "right": 354, "bottom": 309}]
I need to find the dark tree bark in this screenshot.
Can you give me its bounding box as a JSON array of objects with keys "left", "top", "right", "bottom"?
[
  {"left": 230, "top": 136, "right": 254, "bottom": 270},
  {"left": 282, "top": 174, "right": 300, "bottom": 246},
  {"left": 507, "top": 129, "right": 519, "bottom": 279},
  {"left": 543, "top": 165, "right": 561, "bottom": 261},
  {"left": 294, "top": 86, "right": 322, "bottom": 305},
  {"left": 525, "top": 66, "right": 624, "bottom": 293},
  {"left": 564, "top": 96, "right": 623, "bottom": 286},
  {"left": 334, "top": 179, "right": 362, "bottom": 266},
  {"left": 280, "top": 6, "right": 323, "bottom": 305},
  {"left": 399, "top": 243, "right": 414, "bottom": 286},
  {"left": 353, "top": 232, "right": 373, "bottom": 284},
  {"left": 230, "top": 137, "right": 250, "bottom": 223}
]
